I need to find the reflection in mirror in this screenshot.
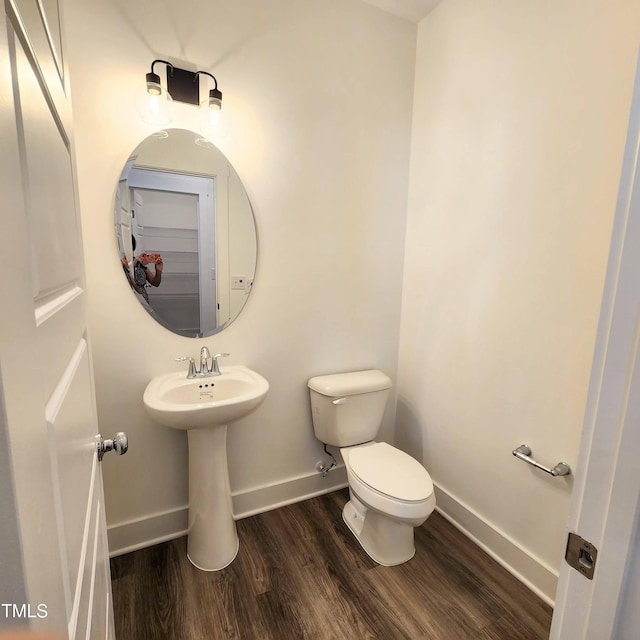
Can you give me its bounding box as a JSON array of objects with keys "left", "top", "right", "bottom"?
[{"left": 115, "top": 129, "right": 257, "bottom": 337}]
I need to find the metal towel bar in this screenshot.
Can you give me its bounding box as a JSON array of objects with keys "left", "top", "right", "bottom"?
[{"left": 512, "top": 444, "right": 571, "bottom": 477}]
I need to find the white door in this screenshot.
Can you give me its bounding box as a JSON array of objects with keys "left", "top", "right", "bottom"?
[
  {"left": 0, "top": 1, "right": 116, "bottom": 638},
  {"left": 127, "top": 169, "right": 218, "bottom": 334},
  {"left": 550, "top": 47, "right": 640, "bottom": 639}
]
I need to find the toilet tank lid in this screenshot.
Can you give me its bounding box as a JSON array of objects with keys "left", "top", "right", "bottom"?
[{"left": 307, "top": 369, "right": 392, "bottom": 396}]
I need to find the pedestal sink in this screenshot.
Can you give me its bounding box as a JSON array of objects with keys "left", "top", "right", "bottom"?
[{"left": 143, "top": 365, "right": 269, "bottom": 570}]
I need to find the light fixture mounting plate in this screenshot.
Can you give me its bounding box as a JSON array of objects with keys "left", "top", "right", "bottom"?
[{"left": 166, "top": 66, "right": 200, "bottom": 105}]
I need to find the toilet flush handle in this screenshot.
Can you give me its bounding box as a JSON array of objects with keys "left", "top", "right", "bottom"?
[{"left": 332, "top": 397, "right": 347, "bottom": 405}]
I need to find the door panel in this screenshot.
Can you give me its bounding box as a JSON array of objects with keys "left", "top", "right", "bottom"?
[
  {"left": 36, "top": 0, "right": 64, "bottom": 80},
  {"left": 14, "top": 35, "right": 80, "bottom": 298},
  {"left": 13, "top": 0, "right": 66, "bottom": 113},
  {"left": 46, "top": 340, "right": 97, "bottom": 610},
  {"left": 36, "top": 290, "right": 85, "bottom": 419},
  {"left": 0, "top": 1, "right": 114, "bottom": 637},
  {"left": 550, "top": 48, "right": 640, "bottom": 639},
  {"left": 90, "top": 495, "right": 112, "bottom": 639},
  {"left": 73, "top": 494, "right": 99, "bottom": 639}
]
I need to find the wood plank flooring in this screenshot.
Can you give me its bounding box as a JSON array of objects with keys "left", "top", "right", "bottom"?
[{"left": 111, "top": 489, "right": 553, "bottom": 639}]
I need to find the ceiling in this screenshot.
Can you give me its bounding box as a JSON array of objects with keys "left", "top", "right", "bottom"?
[{"left": 360, "top": 0, "right": 442, "bottom": 23}]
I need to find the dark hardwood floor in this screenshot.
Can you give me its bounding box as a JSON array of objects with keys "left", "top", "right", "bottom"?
[{"left": 111, "top": 489, "right": 552, "bottom": 639}]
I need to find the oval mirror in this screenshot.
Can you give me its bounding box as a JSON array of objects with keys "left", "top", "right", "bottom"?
[{"left": 114, "top": 129, "right": 257, "bottom": 337}]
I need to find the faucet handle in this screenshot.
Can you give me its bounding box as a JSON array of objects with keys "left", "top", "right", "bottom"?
[
  {"left": 175, "top": 356, "right": 197, "bottom": 378},
  {"left": 211, "top": 352, "right": 230, "bottom": 375}
]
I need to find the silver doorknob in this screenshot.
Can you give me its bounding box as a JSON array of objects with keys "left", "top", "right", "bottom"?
[{"left": 97, "top": 432, "right": 128, "bottom": 461}]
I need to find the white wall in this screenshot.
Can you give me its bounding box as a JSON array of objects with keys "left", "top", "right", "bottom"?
[
  {"left": 63, "top": 0, "right": 416, "bottom": 552},
  {"left": 398, "top": 0, "right": 640, "bottom": 603}
]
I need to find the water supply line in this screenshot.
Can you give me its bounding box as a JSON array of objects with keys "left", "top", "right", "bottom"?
[{"left": 317, "top": 444, "right": 337, "bottom": 477}]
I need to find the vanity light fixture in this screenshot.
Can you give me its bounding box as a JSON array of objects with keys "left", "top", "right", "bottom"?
[
  {"left": 197, "top": 71, "right": 222, "bottom": 110},
  {"left": 137, "top": 60, "right": 230, "bottom": 136},
  {"left": 197, "top": 71, "right": 231, "bottom": 138},
  {"left": 135, "top": 59, "right": 174, "bottom": 126}
]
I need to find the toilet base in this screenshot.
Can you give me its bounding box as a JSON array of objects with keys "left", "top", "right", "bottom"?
[{"left": 342, "top": 495, "right": 416, "bottom": 566}]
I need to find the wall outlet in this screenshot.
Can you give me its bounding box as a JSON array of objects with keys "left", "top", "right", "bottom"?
[{"left": 231, "top": 276, "right": 246, "bottom": 290}]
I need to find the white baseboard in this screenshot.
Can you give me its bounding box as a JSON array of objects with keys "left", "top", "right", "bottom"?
[
  {"left": 108, "top": 506, "right": 188, "bottom": 558},
  {"left": 231, "top": 464, "right": 348, "bottom": 519},
  {"left": 433, "top": 482, "right": 558, "bottom": 606},
  {"left": 107, "top": 466, "right": 348, "bottom": 558}
]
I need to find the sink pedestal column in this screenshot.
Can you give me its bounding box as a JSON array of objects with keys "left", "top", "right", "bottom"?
[{"left": 186, "top": 424, "right": 238, "bottom": 570}]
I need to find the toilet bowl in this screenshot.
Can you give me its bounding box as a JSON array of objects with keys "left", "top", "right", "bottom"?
[
  {"left": 307, "top": 369, "right": 436, "bottom": 566},
  {"left": 341, "top": 441, "right": 435, "bottom": 565}
]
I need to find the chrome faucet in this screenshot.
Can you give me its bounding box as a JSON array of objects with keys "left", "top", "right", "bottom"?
[
  {"left": 211, "top": 352, "right": 230, "bottom": 375},
  {"left": 175, "top": 356, "right": 198, "bottom": 378},
  {"left": 200, "top": 346, "right": 212, "bottom": 374},
  {"left": 175, "top": 350, "right": 230, "bottom": 378}
]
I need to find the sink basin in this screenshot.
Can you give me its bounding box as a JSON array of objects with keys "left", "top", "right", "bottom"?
[
  {"left": 143, "top": 365, "right": 269, "bottom": 430},
  {"left": 142, "top": 364, "right": 269, "bottom": 572}
]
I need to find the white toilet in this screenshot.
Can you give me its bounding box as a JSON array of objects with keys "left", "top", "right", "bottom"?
[{"left": 308, "top": 369, "right": 435, "bottom": 566}]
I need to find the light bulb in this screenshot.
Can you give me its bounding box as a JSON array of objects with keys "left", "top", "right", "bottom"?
[
  {"left": 146, "top": 79, "right": 162, "bottom": 96},
  {"left": 198, "top": 99, "right": 231, "bottom": 138},
  {"left": 135, "top": 81, "right": 173, "bottom": 126}
]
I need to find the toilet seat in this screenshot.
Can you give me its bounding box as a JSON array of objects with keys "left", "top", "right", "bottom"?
[
  {"left": 349, "top": 442, "right": 433, "bottom": 501},
  {"left": 342, "top": 442, "right": 435, "bottom": 521}
]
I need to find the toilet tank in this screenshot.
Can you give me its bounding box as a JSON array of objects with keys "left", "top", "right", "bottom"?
[{"left": 307, "top": 370, "right": 392, "bottom": 447}]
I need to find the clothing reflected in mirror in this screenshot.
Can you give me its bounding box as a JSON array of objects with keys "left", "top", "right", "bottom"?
[{"left": 122, "top": 236, "right": 163, "bottom": 303}]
